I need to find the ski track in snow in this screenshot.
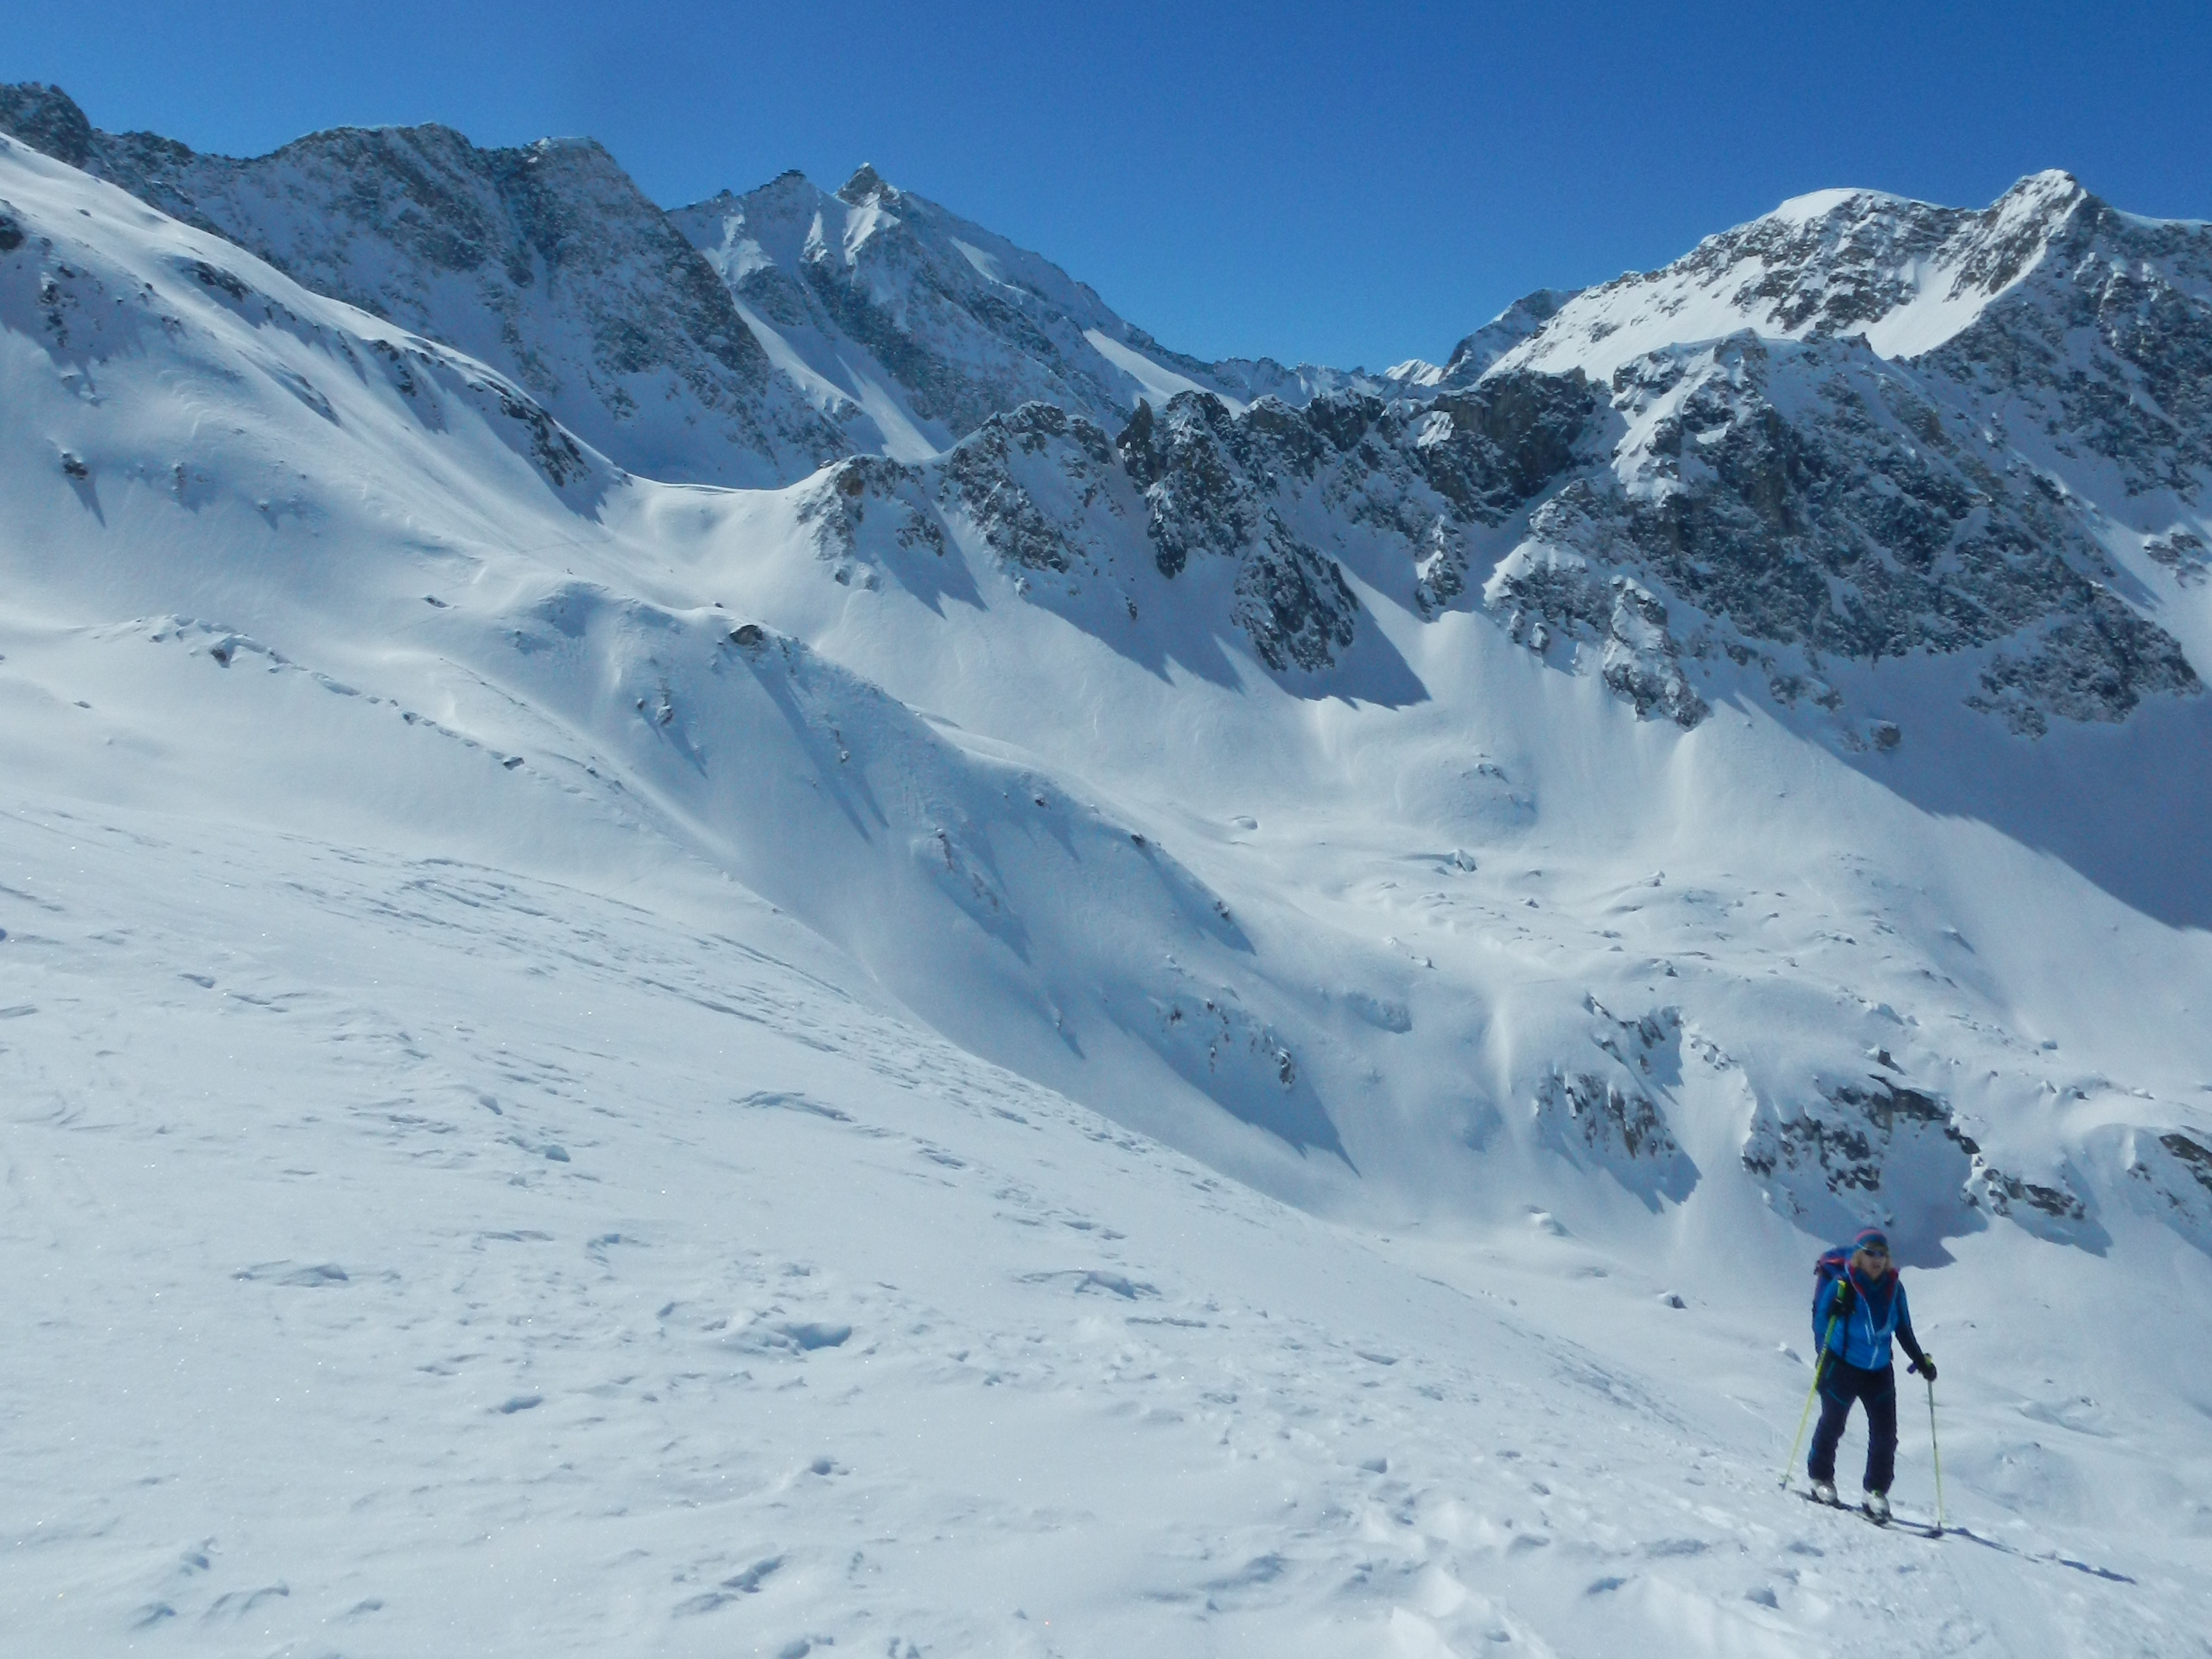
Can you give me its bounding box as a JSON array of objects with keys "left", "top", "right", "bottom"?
[{"left": 3, "top": 797, "right": 2205, "bottom": 1658}]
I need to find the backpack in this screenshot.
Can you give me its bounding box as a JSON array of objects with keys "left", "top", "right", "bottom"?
[
  {"left": 1813, "top": 1244, "right": 1898, "bottom": 1335},
  {"left": 1813, "top": 1245, "right": 1853, "bottom": 1302}
]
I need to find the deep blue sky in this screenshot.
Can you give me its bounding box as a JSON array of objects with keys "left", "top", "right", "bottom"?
[{"left": 8, "top": 3, "right": 2208, "bottom": 370}]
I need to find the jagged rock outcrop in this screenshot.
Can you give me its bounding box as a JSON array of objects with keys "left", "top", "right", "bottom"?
[
  {"left": 940, "top": 402, "right": 1122, "bottom": 575},
  {"left": 1111, "top": 373, "right": 1604, "bottom": 669},
  {"left": 1486, "top": 332, "right": 2199, "bottom": 732},
  {"left": 769, "top": 369, "right": 1601, "bottom": 677},
  {"left": 1530, "top": 1000, "right": 1697, "bottom": 1205},
  {"left": 1742, "top": 1076, "right": 1992, "bottom": 1254},
  {"left": 1431, "top": 287, "right": 1583, "bottom": 390},
  {"left": 742, "top": 164, "right": 2207, "bottom": 737},
  {"left": 6, "top": 81, "right": 2201, "bottom": 736},
  {"left": 1468, "top": 175, "right": 2212, "bottom": 734}
]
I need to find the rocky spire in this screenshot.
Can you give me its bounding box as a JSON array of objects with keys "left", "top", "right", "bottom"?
[
  {"left": 0, "top": 81, "right": 93, "bottom": 168},
  {"left": 837, "top": 162, "right": 897, "bottom": 206}
]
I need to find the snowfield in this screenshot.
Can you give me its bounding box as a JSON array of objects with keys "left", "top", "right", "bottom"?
[
  {"left": 8, "top": 790, "right": 2209, "bottom": 1656},
  {"left": 5, "top": 119, "right": 2212, "bottom": 1657}
]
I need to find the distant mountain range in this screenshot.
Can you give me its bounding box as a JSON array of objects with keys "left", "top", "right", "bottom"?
[{"left": 8, "top": 79, "right": 2202, "bottom": 748}]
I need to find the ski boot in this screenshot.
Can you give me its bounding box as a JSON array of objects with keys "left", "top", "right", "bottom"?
[
  {"left": 1811, "top": 1479, "right": 1838, "bottom": 1506},
  {"left": 1862, "top": 1489, "right": 1891, "bottom": 1524}
]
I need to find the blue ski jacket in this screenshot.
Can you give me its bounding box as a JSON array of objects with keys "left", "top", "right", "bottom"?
[{"left": 1813, "top": 1261, "right": 1925, "bottom": 1373}]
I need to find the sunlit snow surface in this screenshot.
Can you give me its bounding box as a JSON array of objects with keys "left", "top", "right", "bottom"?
[{"left": 5, "top": 134, "right": 2212, "bottom": 1656}]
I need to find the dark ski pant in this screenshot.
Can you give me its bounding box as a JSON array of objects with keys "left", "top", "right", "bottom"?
[{"left": 1807, "top": 1357, "right": 1898, "bottom": 1494}]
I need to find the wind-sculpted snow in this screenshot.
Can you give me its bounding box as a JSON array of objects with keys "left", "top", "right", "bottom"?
[
  {"left": 455, "top": 584, "right": 1349, "bottom": 1160},
  {"left": 7, "top": 794, "right": 2206, "bottom": 1656}
]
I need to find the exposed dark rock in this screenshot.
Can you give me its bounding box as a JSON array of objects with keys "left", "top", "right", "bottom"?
[
  {"left": 1742, "top": 1076, "right": 1980, "bottom": 1250},
  {"left": 1486, "top": 331, "right": 2199, "bottom": 731},
  {"left": 1146, "top": 985, "right": 1346, "bottom": 1162},
  {"left": 1233, "top": 515, "right": 1358, "bottom": 672},
  {"left": 1538, "top": 1069, "right": 1680, "bottom": 1159},
  {"left": 942, "top": 402, "right": 1118, "bottom": 575},
  {"left": 1118, "top": 393, "right": 1263, "bottom": 577},
  {"left": 6, "top": 86, "right": 2200, "bottom": 736},
  {"left": 2161, "top": 1130, "right": 2212, "bottom": 1185},
  {"left": 1968, "top": 586, "right": 2201, "bottom": 735},
  {"left": 1972, "top": 1165, "right": 2087, "bottom": 1221},
  {"left": 1433, "top": 287, "right": 1582, "bottom": 388},
  {"left": 1533, "top": 1002, "right": 1697, "bottom": 1204},
  {"left": 2123, "top": 1129, "right": 2212, "bottom": 1256},
  {"left": 0, "top": 82, "right": 92, "bottom": 168}
]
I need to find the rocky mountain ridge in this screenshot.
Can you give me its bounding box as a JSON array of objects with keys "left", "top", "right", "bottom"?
[
  {"left": 6, "top": 79, "right": 2206, "bottom": 746},
  {"left": 0, "top": 81, "right": 1370, "bottom": 485},
  {"left": 820, "top": 164, "right": 2212, "bottom": 744},
  {"left": 1475, "top": 169, "right": 2212, "bottom": 732},
  {"left": 668, "top": 161, "right": 1378, "bottom": 459},
  {"left": 7, "top": 116, "right": 2212, "bottom": 1658},
  {"left": 0, "top": 81, "right": 852, "bottom": 487}
]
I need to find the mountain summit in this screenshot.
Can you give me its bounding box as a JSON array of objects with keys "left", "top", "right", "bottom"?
[
  {"left": 669, "top": 160, "right": 1374, "bottom": 460},
  {"left": 1500, "top": 170, "right": 2101, "bottom": 374}
]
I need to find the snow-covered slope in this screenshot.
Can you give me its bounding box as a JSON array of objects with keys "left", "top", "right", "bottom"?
[
  {"left": 1497, "top": 172, "right": 2102, "bottom": 379},
  {"left": 6, "top": 120, "right": 2212, "bottom": 1657},
  {"left": 10, "top": 789, "right": 2209, "bottom": 1656}
]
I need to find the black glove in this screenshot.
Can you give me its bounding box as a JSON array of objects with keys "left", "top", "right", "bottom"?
[
  {"left": 1829, "top": 1281, "right": 1855, "bottom": 1321},
  {"left": 1909, "top": 1353, "right": 1937, "bottom": 1382}
]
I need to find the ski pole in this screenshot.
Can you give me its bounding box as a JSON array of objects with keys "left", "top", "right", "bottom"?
[
  {"left": 1779, "top": 1313, "right": 1840, "bottom": 1488},
  {"left": 1926, "top": 1376, "right": 1944, "bottom": 1534}
]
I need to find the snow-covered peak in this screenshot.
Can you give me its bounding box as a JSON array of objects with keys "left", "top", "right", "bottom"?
[
  {"left": 1496, "top": 171, "right": 2107, "bottom": 378},
  {"left": 836, "top": 160, "right": 897, "bottom": 205},
  {"left": 1766, "top": 184, "right": 1913, "bottom": 223},
  {"left": 669, "top": 163, "right": 1371, "bottom": 457},
  {"left": 1, "top": 82, "right": 1386, "bottom": 484},
  {"left": 1432, "top": 286, "right": 1583, "bottom": 388},
  {"left": 0, "top": 83, "right": 851, "bottom": 487}
]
